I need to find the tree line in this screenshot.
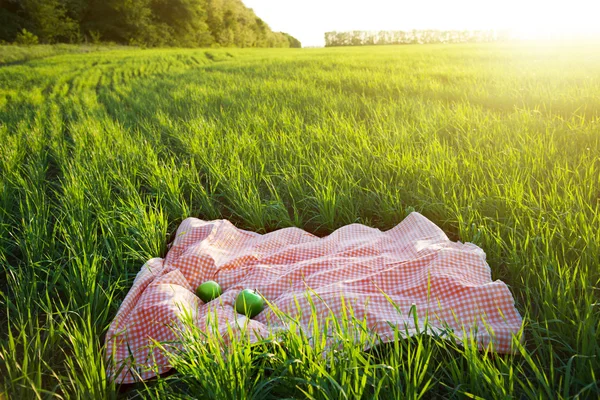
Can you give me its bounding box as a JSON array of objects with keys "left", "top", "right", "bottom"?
[
  {"left": 0, "top": 0, "right": 301, "bottom": 48},
  {"left": 324, "top": 30, "right": 508, "bottom": 47}
]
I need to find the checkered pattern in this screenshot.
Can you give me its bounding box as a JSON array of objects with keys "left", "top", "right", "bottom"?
[{"left": 105, "top": 212, "right": 523, "bottom": 384}]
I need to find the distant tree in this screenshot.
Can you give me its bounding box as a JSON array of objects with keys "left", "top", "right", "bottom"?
[
  {"left": 20, "top": 0, "right": 78, "bottom": 43},
  {"left": 0, "top": 1, "right": 25, "bottom": 42},
  {"left": 325, "top": 29, "right": 500, "bottom": 47},
  {"left": 281, "top": 32, "right": 301, "bottom": 48},
  {"left": 151, "top": 0, "right": 212, "bottom": 46},
  {"left": 0, "top": 0, "right": 297, "bottom": 48},
  {"left": 15, "top": 28, "right": 38, "bottom": 45},
  {"left": 114, "top": 0, "right": 156, "bottom": 44},
  {"left": 363, "top": 31, "right": 375, "bottom": 46}
]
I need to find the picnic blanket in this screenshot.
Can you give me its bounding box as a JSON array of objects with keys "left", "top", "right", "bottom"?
[{"left": 105, "top": 212, "right": 523, "bottom": 383}]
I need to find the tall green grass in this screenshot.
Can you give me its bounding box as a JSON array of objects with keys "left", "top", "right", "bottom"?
[
  {"left": 0, "top": 42, "right": 599, "bottom": 398},
  {"left": 0, "top": 44, "right": 126, "bottom": 65}
]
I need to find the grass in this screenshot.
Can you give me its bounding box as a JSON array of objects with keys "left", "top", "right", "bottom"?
[
  {"left": 0, "top": 43, "right": 127, "bottom": 65},
  {"left": 0, "top": 41, "right": 599, "bottom": 398}
]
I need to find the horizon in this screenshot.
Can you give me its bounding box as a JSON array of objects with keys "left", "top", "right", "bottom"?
[{"left": 244, "top": 0, "right": 600, "bottom": 47}]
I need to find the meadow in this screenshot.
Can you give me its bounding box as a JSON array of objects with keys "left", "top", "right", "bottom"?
[{"left": 0, "top": 42, "right": 599, "bottom": 398}]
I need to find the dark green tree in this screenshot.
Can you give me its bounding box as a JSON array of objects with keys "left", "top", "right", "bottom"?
[
  {"left": 5, "top": 0, "right": 79, "bottom": 43},
  {"left": 0, "top": 0, "right": 300, "bottom": 48},
  {"left": 151, "top": 0, "right": 212, "bottom": 46},
  {"left": 281, "top": 32, "right": 301, "bottom": 48}
]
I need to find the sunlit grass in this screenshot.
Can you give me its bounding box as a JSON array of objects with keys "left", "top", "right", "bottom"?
[{"left": 0, "top": 42, "right": 599, "bottom": 398}]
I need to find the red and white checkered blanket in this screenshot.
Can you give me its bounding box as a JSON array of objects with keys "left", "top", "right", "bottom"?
[{"left": 105, "top": 212, "right": 523, "bottom": 383}]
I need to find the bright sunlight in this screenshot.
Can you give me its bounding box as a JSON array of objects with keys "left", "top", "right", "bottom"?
[{"left": 245, "top": 0, "right": 600, "bottom": 46}]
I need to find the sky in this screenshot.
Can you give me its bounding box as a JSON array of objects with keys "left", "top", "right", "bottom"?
[{"left": 243, "top": 0, "right": 600, "bottom": 47}]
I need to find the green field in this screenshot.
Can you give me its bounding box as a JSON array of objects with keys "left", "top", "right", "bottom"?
[{"left": 1, "top": 42, "right": 599, "bottom": 398}]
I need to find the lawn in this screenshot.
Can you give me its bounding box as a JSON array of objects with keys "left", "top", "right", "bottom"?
[{"left": 0, "top": 42, "right": 599, "bottom": 398}]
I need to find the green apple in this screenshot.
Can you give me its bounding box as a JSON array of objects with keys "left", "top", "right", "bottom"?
[
  {"left": 235, "top": 289, "right": 265, "bottom": 318},
  {"left": 195, "top": 280, "right": 222, "bottom": 303}
]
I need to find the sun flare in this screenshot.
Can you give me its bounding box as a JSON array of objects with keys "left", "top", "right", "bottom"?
[
  {"left": 499, "top": 0, "right": 600, "bottom": 40},
  {"left": 245, "top": 0, "right": 600, "bottom": 46}
]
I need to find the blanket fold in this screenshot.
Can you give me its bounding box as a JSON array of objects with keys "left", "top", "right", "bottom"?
[{"left": 105, "top": 212, "right": 523, "bottom": 383}]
